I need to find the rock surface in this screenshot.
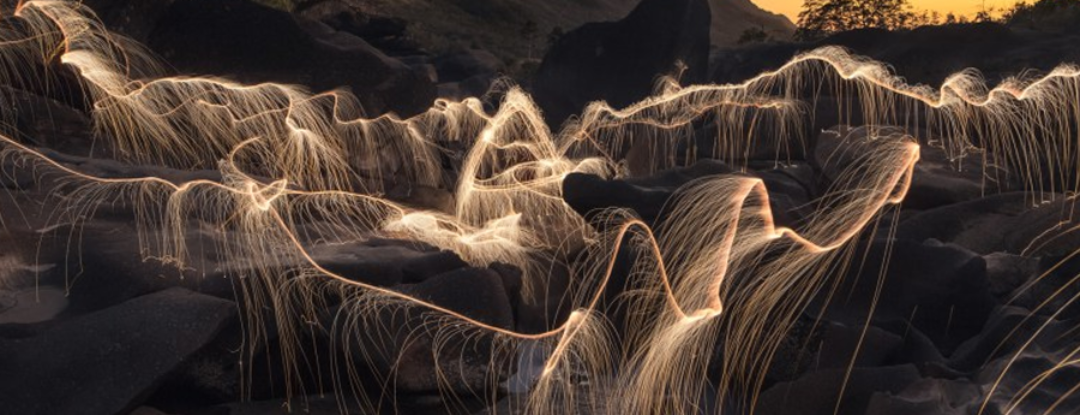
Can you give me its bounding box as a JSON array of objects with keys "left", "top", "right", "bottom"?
[{"left": 0, "top": 288, "right": 235, "bottom": 415}]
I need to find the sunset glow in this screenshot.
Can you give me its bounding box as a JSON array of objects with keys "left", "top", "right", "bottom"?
[{"left": 755, "top": 0, "right": 1025, "bottom": 23}]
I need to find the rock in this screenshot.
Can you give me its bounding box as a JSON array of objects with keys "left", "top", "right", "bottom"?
[
  {"left": 896, "top": 192, "right": 1080, "bottom": 256},
  {"left": 815, "top": 123, "right": 1010, "bottom": 212},
  {"left": 53, "top": 223, "right": 238, "bottom": 314},
  {"left": 390, "top": 267, "right": 516, "bottom": 393},
  {"left": 145, "top": 0, "right": 435, "bottom": 116},
  {"left": 813, "top": 321, "right": 904, "bottom": 371},
  {"left": 904, "top": 139, "right": 1013, "bottom": 210},
  {"left": 820, "top": 239, "right": 995, "bottom": 355},
  {"left": 403, "top": 267, "right": 515, "bottom": 330},
  {"left": 974, "top": 348, "right": 1080, "bottom": 415},
  {"left": 433, "top": 49, "right": 504, "bottom": 84},
  {"left": 984, "top": 252, "right": 1039, "bottom": 297},
  {"left": 129, "top": 407, "right": 172, "bottom": 415},
  {"left": 0, "top": 86, "right": 97, "bottom": 158},
  {"left": 0, "top": 157, "right": 36, "bottom": 190},
  {"left": 0, "top": 286, "right": 67, "bottom": 325},
  {"left": 0, "top": 288, "right": 235, "bottom": 415},
  {"left": 562, "top": 158, "right": 815, "bottom": 228},
  {"left": 328, "top": 266, "right": 518, "bottom": 395},
  {"left": 561, "top": 172, "right": 676, "bottom": 222},
  {"left": 1009, "top": 254, "right": 1080, "bottom": 319},
  {"left": 386, "top": 182, "right": 456, "bottom": 212},
  {"left": 295, "top": 1, "right": 421, "bottom": 56},
  {"left": 307, "top": 242, "right": 469, "bottom": 286},
  {"left": 532, "top": 0, "right": 711, "bottom": 126},
  {"left": 750, "top": 313, "right": 823, "bottom": 386},
  {"left": 754, "top": 162, "right": 818, "bottom": 224},
  {"left": 948, "top": 305, "right": 1075, "bottom": 372},
  {"left": 754, "top": 364, "right": 922, "bottom": 415},
  {"left": 864, "top": 377, "right": 982, "bottom": 415},
  {"left": 204, "top": 394, "right": 369, "bottom": 415}
]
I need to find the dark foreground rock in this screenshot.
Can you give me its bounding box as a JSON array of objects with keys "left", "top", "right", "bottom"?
[
  {"left": 0, "top": 288, "right": 235, "bottom": 415},
  {"left": 821, "top": 238, "right": 995, "bottom": 354},
  {"left": 755, "top": 365, "right": 922, "bottom": 415}
]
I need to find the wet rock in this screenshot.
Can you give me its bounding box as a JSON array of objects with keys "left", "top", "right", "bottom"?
[
  {"left": 532, "top": 0, "right": 710, "bottom": 126},
  {"left": 0, "top": 288, "right": 235, "bottom": 415}
]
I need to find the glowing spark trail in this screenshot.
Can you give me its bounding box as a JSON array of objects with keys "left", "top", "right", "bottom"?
[{"left": 0, "top": 1, "right": 1079, "bottom": 414}]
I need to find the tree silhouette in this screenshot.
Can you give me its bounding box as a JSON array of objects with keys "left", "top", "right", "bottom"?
[
  {"left": 796, "top": 0, "right": 921, "bottom": 40},
  {"left": 1004, "top": 0, "right": 1080, "bottom": 30}
]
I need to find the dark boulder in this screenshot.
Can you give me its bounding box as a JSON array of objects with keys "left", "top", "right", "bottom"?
[
  {"left": 863, "top": 377, "right": 982, "bottom": 415},
  {"left": 562, "top": 158, "right": 815, "bottom": 227},
  {"left": 307, "top": 241, "right": 469, "bottom": 286},
  {"left": 0, "top": 288, "right": 235, "bottom": 415},
  {"left": 755, "top": 364, "right": 922, "bottom": 415},
  {"left": 433, "top": 48, "right": 504, "bottom": 84},
  {"left": 984, "top": 252, "right": 1039, "bottom": 297},
  {"left": 1009, "top": 254, "right": 1080, "bottom": 320},
  {"left": 0, "top": 87, "right": 97, "bottom": 157},
  {"left": 295, "top": 0, "right": 421, "bottom": 56},
  {"left": 532, "top": 0, "right": 711, "bottom": 126},
  {"left": 896, "top": 192, "right": 1080, "bottom": 256},
  {"left": 819, "top": 238, "right": 995, "bottom": 355}
]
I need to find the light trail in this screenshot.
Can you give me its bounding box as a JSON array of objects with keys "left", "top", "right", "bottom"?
[{"left": 0, "top": 1, "right": 1078, "bottom": 413}]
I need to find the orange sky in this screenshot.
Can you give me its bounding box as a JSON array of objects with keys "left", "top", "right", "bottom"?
[{"left": 753, "top": 0, "right": 1024, "bottom": 23}]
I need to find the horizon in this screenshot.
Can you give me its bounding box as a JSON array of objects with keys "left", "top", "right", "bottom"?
[{"left": 753, "top": 0, "right": 1025, "bottom": 23}]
